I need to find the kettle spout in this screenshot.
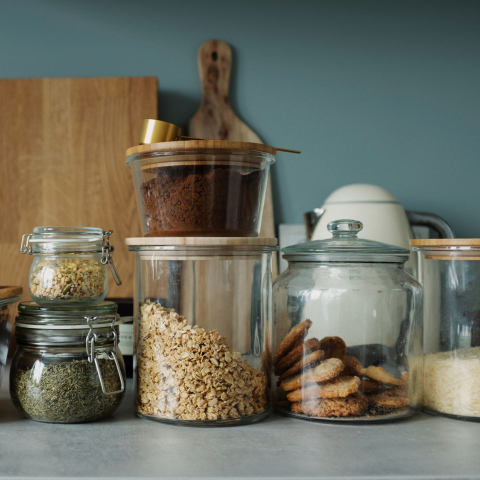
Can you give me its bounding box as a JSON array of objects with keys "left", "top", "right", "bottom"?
[{"left": 304, "top": 209, "right": 325, "bottom": 241}]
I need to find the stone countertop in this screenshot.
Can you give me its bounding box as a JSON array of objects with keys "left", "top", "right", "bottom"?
[{"left": 1, "top": 368, "right": 479, "bottom": 480}]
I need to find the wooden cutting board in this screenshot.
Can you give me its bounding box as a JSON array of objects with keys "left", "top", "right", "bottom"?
[
  {"left": 0, "top": 76, "right": 157, "bottom": 301},
  {"left": 189, "top": 39, "right": 277, "bottom": 277}
]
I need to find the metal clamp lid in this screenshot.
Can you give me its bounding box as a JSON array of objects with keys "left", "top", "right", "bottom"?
[
  {"left": 20, "top": 228, "right": 122, "bottom": 286},
  {"left": 85, "top": 316, "right": 125, "bottom": 396},
  {"left": 101, "top": 231, "right": 122, "bottom": 285}
]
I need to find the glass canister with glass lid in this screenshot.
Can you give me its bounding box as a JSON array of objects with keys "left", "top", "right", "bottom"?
[
  {"left": 20, "top": 227, "right": 122, "bottom": 306},
  {"left": 273, "top": 219, "right": 423, "bottom": 422},
  {"left": 411, "top": 238, "right": 480, "bottom": 421},
  {"left": 126, "top": 237, "right": 277, "bottom": 426},
  {"left": 9, "top": 301, "right": 125, "bottom": 423}
]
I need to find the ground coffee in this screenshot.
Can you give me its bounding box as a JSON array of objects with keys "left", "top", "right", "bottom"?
[{"left": 141, "top": 165, "right": 264, "bottom": 236}]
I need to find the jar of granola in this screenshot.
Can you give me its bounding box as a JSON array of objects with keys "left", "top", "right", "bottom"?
[
  {"left": 126, "top": 237, "right": 277, "bottom": 426},
  {"left": 21, "top": 227, "right": 122, "bottom": 307}
]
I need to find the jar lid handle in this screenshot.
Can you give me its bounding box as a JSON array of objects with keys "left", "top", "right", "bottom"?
[{"left": 327, "top": 219, "right": 363, "bottom": 237}]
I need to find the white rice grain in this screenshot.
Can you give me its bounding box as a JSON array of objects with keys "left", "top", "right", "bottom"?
[{"left": 424, "top": 347, "right": 480, "bottom": 417}]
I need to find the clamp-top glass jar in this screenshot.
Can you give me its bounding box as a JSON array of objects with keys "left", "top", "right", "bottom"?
[
  {"left": 273, "top": 219, "right": 423, "bottom": 422},
  {"left": 20, "top": 227, "right": 122, "bottom": 306},
  {"left": 10, "top": 301, "right": 126, "bottom": 423}
]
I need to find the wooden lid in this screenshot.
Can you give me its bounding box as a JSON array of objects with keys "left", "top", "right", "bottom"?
[
  {"left": 125, "top": 237, "right": 277, "bottom": 246},
  {"left": 126, "top": 140, "right": 277, "bottom": 158},
  {"left": 410, "top": 239, "right": 480, "bottom": 247},
  {"left": 0, "top": 286, "right": 23, "bottom": 300}
]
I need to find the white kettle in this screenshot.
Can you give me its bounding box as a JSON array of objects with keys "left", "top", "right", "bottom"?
[{"left": 304, "top": 184, "right": 454, "bottom": 276}]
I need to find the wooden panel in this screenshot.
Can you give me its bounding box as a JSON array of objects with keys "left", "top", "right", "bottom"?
[
  {"left": 0, "top": 76, "right": 158, "bottom": 300},
  {"left": 188, "top": 39, "right": 278, "bottom": 277}
]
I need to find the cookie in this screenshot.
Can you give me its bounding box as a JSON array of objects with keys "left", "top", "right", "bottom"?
[
  {"left": 342, "top": 355, "right": 364, "bottom": 376},
  {"left": 291, "top": 401, "right": 304, "bottom": 414},
  {"left": 359, "top": 379, "right": 383, "bottom": 393},
  {"left": 280, "top": 358, "right": 345, "bottom": 392},
  {"left": 278, "top": 350, "right": 325, "bottom": 383},
  {"left": 286, "top": 376, "right": 360, "bottom": 401},
  {"left": 273, "top": 319, "right": 312, "bottom": 365},
  {"left": 274, "top": 338, "right": 322, "bottom": 376},
  {"left": 318, "top": 336, "right": 347, "bottom": 360},
  {"left": 363, "top": 365, "right": 405, "bottom": 386},
  {"left": 298, "top": 393, "right": 368, "bottom": 418},
  {"left": 368, "top": 388, "right": 410, "bottom": 408}
]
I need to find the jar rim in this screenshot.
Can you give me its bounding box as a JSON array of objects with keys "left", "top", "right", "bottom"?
[
  {"left": 125, "top": 140, "right": 277, "bottom": 159},
  {"left": 18, "top": 301, "right": 118, "bottom": 318},
  {"left": 126, "top": 237, "right": 277, "bottom": 252},
  {"left": 24, "top": 227, "right": 106, "bottom": 253},
  {"left": 0, "top": 294, "right": 22, "bottom": 308}
]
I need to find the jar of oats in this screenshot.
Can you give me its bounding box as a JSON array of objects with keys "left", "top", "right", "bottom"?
[
  {"left": 126, "top": 237, "right": 277, "bottom": 426},
  {"left": 21, "top": 227, "right": 122, "bottom": 307}
]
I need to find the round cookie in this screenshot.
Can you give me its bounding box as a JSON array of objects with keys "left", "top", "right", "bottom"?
[
  {"left": 278, "top": 349, "right": 324, "bottom": 383},
  {"left": 280, "top": 358, "right": 344, "bottom": 392},
  {"left": 359, "top": 379, "right": 383, "bottom": 393},
  {"left": 342, "top": 355, "right": 364, "bottom": 376},
  {"left": 273, "top": 319, "right": 312, "bottom": 365},
  {"left": 363, "top": 365, "right": 404, "bottom": 386},
  {"left": 368, "top": 388, "right": 409, "bottom": 408},
  {"left": 274, "top": 338, "right": 322, "bottom": 376},
  {"left": 286, "top": 376, "right": 360, "bottom": 402},
  {"left": 299, "top": 393, "right": 368, "bottom": 418},
  {"left": 318, "top": 336, "right": 347, "bottom": 360}
]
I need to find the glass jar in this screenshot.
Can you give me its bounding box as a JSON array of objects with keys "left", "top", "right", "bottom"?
[
  {"left": 125, "top": 141, "right": 276, "bottom": 237},
  {"left": 411, "top": 238, "right": 480, "bottom": 421},
  {"left": 20, "top": 227, "right": 121, "bottom": 306},
  {"left": 9, "top": 301, "right": 125, "bottom": 423},
  {"left": 127, "top": 237, "right": 277, "bottom": 426},
  {"left": 273, "top": 219, "right": 423, "bottom": 422},
  {"left": 0, "top": 286, "right": 22, "bottom": 387}
]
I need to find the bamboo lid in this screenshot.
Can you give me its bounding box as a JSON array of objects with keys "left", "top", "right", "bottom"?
[
  {"left": 410, "top": 239, "right": 480, "bottom": 247},
  {"left": 0, "top": 286, "right": 23, "bottom": 300},
  {"left": 125, "top": 237, "right": 277, "bottom": 246},
  {"left": 126, "top": 140, "right": 277, "bottom": 158}
]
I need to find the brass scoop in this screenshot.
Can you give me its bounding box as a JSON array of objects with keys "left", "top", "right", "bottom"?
[{"left": 139, "top": 119, "right": 301, "bottom": 154}]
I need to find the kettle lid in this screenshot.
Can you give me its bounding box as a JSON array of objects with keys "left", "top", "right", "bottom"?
[{"left": 283, "top": 219, "right": 409, "bottom": 262}]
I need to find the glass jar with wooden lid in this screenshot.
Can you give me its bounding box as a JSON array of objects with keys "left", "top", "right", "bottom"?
[
  {"left": 411, "top": 238, "right": 480, "bottom": 421},
  {"left": 126, "top": 236, "right": 277, "bottom": 426},
  {"left": 125, "top": 140, "right": 276, "bottom": 237}
]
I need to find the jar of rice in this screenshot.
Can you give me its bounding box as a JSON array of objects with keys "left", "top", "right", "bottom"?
[{"left": 412, "top": 238, "right": 480, "bottom": 422}]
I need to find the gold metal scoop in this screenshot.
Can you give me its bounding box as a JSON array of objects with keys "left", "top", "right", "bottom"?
[{"left": 139, "top": 119, "right": 301, "bottom": 154}]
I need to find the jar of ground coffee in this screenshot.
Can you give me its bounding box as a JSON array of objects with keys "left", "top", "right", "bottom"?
[{"left": 125, "top": 140, "right": 276, "bottom": 237}]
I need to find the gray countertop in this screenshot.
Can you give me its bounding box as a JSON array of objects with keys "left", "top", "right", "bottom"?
[{"left": 1, "top": 366, "right": 479, "bottom": 480}]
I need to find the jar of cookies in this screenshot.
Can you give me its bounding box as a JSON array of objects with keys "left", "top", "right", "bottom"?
[
  {"left": 273, "top": 219, "right": 423, "bottom": 422},
  {"left": 126, "top": 237, "right": 277, "bottom": 426},
  {"left": 411, "top": 238, "right": 480, "bottom": 422}
]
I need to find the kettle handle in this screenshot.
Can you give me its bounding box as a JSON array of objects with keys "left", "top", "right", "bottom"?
[
  {"left": 406, "top": 211, "right": 455, "bottom": 239},
  {"left": 304, "top": 209, "right": 325, "bottom": 241}
]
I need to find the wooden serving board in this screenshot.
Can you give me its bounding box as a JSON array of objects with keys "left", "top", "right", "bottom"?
[
  {"left": 0, "top": 76, "right": 158, "bottom": 301},
  {"left": 189, "top": 39, "right": 277, "bottom": 277}
]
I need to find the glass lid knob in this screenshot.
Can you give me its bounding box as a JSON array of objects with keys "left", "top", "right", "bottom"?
[{"left": 327, "top": 219, "right": 363, "bottom": 237}]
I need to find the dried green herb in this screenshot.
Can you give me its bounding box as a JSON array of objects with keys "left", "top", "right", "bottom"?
[{"left": 12, "top": 359, "right": 124, "bottom": 423}]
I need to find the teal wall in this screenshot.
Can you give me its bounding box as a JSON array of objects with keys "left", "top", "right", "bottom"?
[{"left": 1, "top": 0, "right": 479, "bottom": 237}]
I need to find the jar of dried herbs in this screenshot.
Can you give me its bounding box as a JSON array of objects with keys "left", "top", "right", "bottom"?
[
  {"left": 9, "top": 301, "right": 126, "bottom": 423},
  {"left": 20, "top": 227, "right": 122, "bottom": 307}
]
